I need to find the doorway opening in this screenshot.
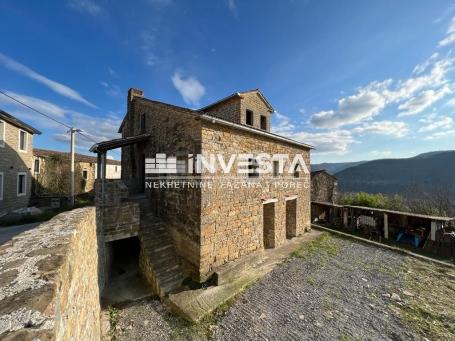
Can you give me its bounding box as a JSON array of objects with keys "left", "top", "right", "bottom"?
[
  {"left": 109, "top": 236, "right": 141, "bottom": 279},
  {"left": 263, "top": 202, "right": 276, "bottom": 249},
  {"left": 103, "top": 236, "right": 150, "bottom": 305},
  {"left": 286, "top": 199, "right": 297, "bottom": 239}
]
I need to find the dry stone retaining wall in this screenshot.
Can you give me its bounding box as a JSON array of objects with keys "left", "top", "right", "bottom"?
[{"left": 0, "top": 207, "right": 101, "bottom": 340}]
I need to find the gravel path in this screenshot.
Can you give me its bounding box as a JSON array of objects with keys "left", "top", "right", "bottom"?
[
  {"left": 213, "top": 237, "right": 416, "bottom": 340},
  {"left": 114, "top": 235, "right": 425, "bottom": 340}
]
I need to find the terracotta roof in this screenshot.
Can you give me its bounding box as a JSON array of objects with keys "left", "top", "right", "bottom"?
[
  {"left": 0, "top": 109, "right": 41, "bottom": 134},
  {"left": 34, "top": 148, "right": 121, "bottom": 165}
]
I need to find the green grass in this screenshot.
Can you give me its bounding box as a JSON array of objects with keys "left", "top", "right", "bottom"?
[
  {"left": 290, "top": 232, "right": 340, "bottom": 260},
  {"left": 108, "top": 306, "right": 120, "bottom": 341},
  {"left": 391, "top": 257, "right": 455, "bottom": 339}
]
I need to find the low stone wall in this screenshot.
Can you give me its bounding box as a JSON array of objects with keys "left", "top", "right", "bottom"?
[{"left": 0, "top": 207, "right": 101, "bottom": 340}]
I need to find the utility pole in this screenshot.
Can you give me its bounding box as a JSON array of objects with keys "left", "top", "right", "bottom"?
[{"left": 69, "top": 128, "right": 81, "bottom": 207}]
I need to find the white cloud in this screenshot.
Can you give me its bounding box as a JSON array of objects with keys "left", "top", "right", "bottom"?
[
  {"left": 141, "top": 31, "right": 161, "bottom": 67},
  {"left": 310, "top": 56, "right": 455, "bottom": 128},
  {"left": 298, "top": 108, "right": 306, "bottom": 114},
  {"left": 398, "top": 85, "right": 451, "bottom": 116},
  {"left": 272, "top": 112, "right": 295, "bottom": 135},
  {"left": 290, "top": 130, "right": 356, "bottom": 155},
  {"left": 418, "top": 115, "right": 453, "bottom": 132},
  {"left": 439, "top": 16, "right": 455, "bottom": 47},
  {"left": 0, "top": 53, "right": 96, "bottom": 108},
  {"left": 171, "top": 71, "right": 205, "bottom": 106},
  {"left": 424, "top": 129, "right": 455, "bottom": 140},
  {"left": 0, "top": 90, "right": 121, "bottom": 151},
  {"left": 0, "top": 90, "right": 67, "bottom": 118},
  {"left": 353, "top": 121, "right": 409, "bottom": 137},
  {"left": 108, "top": 67, "right": 119, "bottom": 78},
  {"left": 310, "top": 90, "right": 386, "bottom": 128},
  {"left": 99, "top": 81, "right": 121, "bottom": 97},
  {"left": 67, "top": 0, "right": 101, "bottom": 16},
  {"left": 370, "top": 150, "right": 393, "bottom": 157},
  {"left": 272, "top": 112, "right": 356, "bottom": 154},
  {"left": 413, "top": 52, "right": 439, "bottom": 74},
  {"left": 226, "top": 0, "right": 238, "bottom": 16}
]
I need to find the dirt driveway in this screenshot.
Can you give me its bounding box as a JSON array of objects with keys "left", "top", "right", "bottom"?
[{"left": 112, "top": 233, "right": 455, "bottom": 340}]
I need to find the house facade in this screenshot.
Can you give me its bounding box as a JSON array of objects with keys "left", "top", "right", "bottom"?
[
  {"left": 311, "top": 170, "right": 338, "bottom": 203},
  {"left": 113, "top": 88, "right": 312, "bottom": 283},
  {"left": 0, "top": 110, "right": 41, "bottom": 217},
  {"left": 33, "top": 148, "right": 121, "bottom": 197}
]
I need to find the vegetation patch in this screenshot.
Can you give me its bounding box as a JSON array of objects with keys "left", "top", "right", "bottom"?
[
  {"left": 392, "top": 257, "right": 455, "bottom": 339},
  {"left": 108, "top": 306, "right": 120, "bottom": 341},
  {"left": 290, "top": 232, "right": 340, "bottom": 261}
]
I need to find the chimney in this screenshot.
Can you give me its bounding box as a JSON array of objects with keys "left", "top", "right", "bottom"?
[{"left": 127, "top": 88, "right": 144, "bottom": 113}]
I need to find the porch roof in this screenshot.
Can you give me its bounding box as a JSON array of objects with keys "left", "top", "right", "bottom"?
[
  {"left": 344, "top": 205, "right": 454, "bottom": 222},
  {"left": 89, "top": 133, "right": 151, "bottom": 153}
]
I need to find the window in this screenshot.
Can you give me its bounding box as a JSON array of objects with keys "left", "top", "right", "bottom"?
[
  {"left": 273, "top": 161, "right": 280, "bottom": 177},
  {"left": 18, "top": 130, "right": 27, "bottom": 151},
  {"left": 17, "top": 173, "right": 26, "bottom": 196},
  {"left": 0, "top": 120, "right": 5, "bottom": 147},
  {"left": 246, "top": 110, "right": 254, "bottom": 126},
  {"left": 260, "top": 115, "right": 267, "bottom": 130},
  {"left": 82, "top": 169, "right": 88, "bottom": 180},
  {"left": 115, "top": 166, "right": 118, "bottom": 172},
  {"left": 140, "top": 113, "right": 146, "bottom": 133},
  {"left": 34, "top": 159, "right": 40, "bottom": 173},
  {"left": 0, "top": 172, "right": 3, "bottom": 200},
  {"left": 248, "top": 158, "right": 259, "bottom": 178}
]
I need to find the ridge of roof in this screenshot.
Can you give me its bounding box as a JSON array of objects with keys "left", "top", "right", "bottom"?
[
  {"left": 34, "top": 148, "right": 121, "bottom": 165},
  {"left": 0, "top": 109, "right": 42, "bottom": 135},
  {"left": 199, "top": 89, "right": 274, "bottom": 112},
  {"left": 117, "top": 90, "right": 312, "bottom": 149}
]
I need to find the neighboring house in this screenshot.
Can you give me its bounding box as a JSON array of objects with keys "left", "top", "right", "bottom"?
[
  {"left": 92, "top": 88, "right": 313, "bottom": 292},
  {"left": 311, "top": 170, "right": 338, "bottom": 203},
  {"left": 0, "top": 109, "right": 41, "bottom": 217},
  {"left": 33, "top": 149, "right": 121, "bottom": 196}
]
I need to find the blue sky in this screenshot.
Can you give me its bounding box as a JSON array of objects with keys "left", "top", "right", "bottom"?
[{"left": 1, "top": 0, "right": 455, "bottom": 163}]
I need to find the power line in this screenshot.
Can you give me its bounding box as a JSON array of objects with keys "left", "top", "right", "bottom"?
[
  {"left": 0, "top": 90, "right": 101, "bottom": 145},
  {"left": 0, "top": 89, "right": 72, "bottom": 130}
]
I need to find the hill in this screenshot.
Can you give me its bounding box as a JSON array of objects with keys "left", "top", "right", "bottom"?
[
  {"left": 334, "top": 151, "right": 455, "bottom": 196},
  {"left": 311, "top": 161, "right": 366, "bottom": 174}
]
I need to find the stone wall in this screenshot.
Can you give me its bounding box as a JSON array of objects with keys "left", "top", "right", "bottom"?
[
  {"left": 0, "top": 120, "right": 34, "bottom": 216},
  {"left": 0, "top": 207, "right": 101, "bottom": 340},
  {"left": 204, "top": 91, "right": 272, "bottom": 131},
  {"left": 311, "top": 171, "right": 338, "bottom": 203},
  {"left": 204, "top": 97, "right": 242, "bottom": 124},
  {"left": 239, "top": 91, "right": 272, "bottom": 131},
  {"left": 199, "top": 121, "right": 311, "bottom": 280},
  {"left": 122, "top": 94, "right": 203, "bottom": 278}
]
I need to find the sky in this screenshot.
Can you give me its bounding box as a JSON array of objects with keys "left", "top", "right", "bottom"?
[{"left": 1, "top": 0, "right": 455, "bottom": 163}]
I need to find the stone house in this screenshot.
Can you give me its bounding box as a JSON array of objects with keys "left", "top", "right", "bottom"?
[
  {"left": 91, "top": 88, "right": 313, "bottom": 295},
  {"left": 311, "top": 170, "right": 338, "bottom": 203},
  {"left": 0, "top": 109, "right": 41, "bottom": 217},
  {"left": 33, "top": 148, "right": 121, "bottom": 197}
]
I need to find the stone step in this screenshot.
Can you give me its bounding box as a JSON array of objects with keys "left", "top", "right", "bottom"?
[{"left": 138, "top": 217, "right": 185, "bottom": 298}]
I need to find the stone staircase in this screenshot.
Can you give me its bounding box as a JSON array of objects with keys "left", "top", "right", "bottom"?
[{"left": 138, "top": 214, "right": 186, "bottom": 298}]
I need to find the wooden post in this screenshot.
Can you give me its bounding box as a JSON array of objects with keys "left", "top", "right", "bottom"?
[
  {"left": 343, "top": 209, "right": 348, "bottom": 227},
  {"left": 430, "top": 221, "right": 437, "bottom": 241},
  {"left": 383, "top": 213, "right": 388, "bottom": 239}
]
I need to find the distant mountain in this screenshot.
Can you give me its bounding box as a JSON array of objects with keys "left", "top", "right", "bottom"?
[
  {"left": 334, "top": 150, "right": 455, "bottom": 196},
  {"left": 311, "top": 161, "right": 366, "bottom": 174}
]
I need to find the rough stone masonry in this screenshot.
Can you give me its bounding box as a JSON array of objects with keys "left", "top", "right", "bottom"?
[{"left": 0, "top": 207, "right": 101, "bottom": 341}]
